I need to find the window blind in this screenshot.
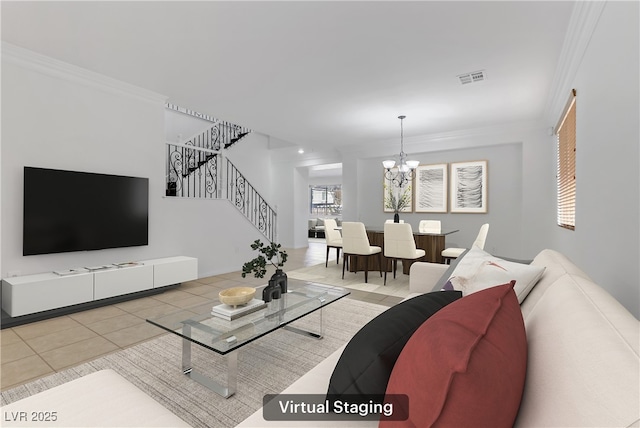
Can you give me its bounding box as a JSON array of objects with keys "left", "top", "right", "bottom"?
[{"left": 556, "top": 89, "right": 576, "bottom": 230}]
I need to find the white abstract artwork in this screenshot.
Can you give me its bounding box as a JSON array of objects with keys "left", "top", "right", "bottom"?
[
  {"left": 450, "top": 160, "right": 487, "bottom": 213},
  {"left": 414, "top": 164, "right": 448, "bottom": 213}
]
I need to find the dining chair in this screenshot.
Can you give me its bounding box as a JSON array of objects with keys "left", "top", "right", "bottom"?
[
  {"left": 341, "top": 222, "right": 382, "bottom": 283},
  {"left": 441, "top": 223, "right": 490, "bottom": 264},
  {"left": 418, "top": 220, "right": 441, "bottom": 234},
  {"left": 383, "top": 223, "right": 426, "bottom": 285},
  {"left": 323, "top": 218, "right": 342, "bottom": 267},
  {"left": 385, "top": 219, "right": 404, "bottom": 223}
]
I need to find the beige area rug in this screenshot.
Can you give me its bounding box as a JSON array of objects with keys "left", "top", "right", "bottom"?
[
  {"left": 1, "top": 299, "right": 387, "bottom": 428},
  {"left": 287, "top": 260, "right": 412, "bottom": 299}
]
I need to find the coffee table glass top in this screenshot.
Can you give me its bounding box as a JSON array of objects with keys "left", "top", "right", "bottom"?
[{"left": 146, "top": 279, "right": 349, "bottom": 355}]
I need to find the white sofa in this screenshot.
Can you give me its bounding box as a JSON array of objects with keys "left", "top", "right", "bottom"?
[
  {"left": 0, "top": 369, "right": 191, "bottom": 427},
  {"left": 238, "top": 249, "right": 640, "bottom": 427}
]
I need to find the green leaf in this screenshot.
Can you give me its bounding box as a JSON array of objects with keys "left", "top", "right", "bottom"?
[{"left": 241, "top": 239, "right": 288, "bottom": 278}]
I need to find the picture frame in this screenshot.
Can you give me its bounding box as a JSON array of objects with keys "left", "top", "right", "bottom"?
[
  {"left": 450, "top": 160, "right": 487, "bottom": 213},
  {"left": 414, "top": 163, "right": 448, "bottom": 213},
  {"left": 383, "top": 168, "right": 413, "bottom": 213}
]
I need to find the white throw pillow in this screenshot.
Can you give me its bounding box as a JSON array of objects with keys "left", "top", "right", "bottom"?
[{"left": 445, "top": 247, "right": 545, "bottom": 303}]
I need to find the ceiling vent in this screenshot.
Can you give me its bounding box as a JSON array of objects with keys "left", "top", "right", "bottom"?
[{"left": 458, "top": 70, "right": 486, "bottom": 85}]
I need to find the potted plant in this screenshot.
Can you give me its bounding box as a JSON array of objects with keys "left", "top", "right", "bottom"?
[
  {"left": 241, "top": 240, "right": 289, "bottom": 302},
  {"left": 384, "top": 185, "right": 411, "bottom": 222}
]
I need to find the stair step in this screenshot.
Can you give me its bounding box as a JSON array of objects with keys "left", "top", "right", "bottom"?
[{"left": 223, "top": 131, "right": 250, "bottom": 149}]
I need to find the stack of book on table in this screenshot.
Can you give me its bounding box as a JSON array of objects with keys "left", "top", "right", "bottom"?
[{"left": 211, "top": 299, "right": 267, "bottom": 320}]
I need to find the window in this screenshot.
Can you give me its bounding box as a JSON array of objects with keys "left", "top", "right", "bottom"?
[
  {"left": 556, "top": 89, "right": 576, "bottom": 230},
  {"left": 309, "top": 185, "right": 342, "bottom": 216}
]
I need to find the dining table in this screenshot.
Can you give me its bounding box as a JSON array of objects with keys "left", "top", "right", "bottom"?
[{"left": 348, "top": 227, "right": 459, "bottom": 275}]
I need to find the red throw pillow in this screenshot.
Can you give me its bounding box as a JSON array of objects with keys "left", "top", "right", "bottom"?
[{"left": 380, "top": 281, "right": 527, "bottom": 427}]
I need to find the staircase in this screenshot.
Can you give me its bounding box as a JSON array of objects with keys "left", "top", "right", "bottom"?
[{"left": 165, "top": 105, "right": 276, "bottom": 241}]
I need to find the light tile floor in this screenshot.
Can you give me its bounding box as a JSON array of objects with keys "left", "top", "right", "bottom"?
[{"left": 0, "top": 241, "right": 403, "bottom": 391}]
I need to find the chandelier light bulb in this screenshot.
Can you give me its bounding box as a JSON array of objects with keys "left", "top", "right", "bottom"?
[{"left": 406, "top": 160, "right": 419, "bottom": 169}]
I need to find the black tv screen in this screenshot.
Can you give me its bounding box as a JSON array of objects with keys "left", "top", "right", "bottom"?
[{"left": 23, "top": 167, "right": 149, "bottom": 256}]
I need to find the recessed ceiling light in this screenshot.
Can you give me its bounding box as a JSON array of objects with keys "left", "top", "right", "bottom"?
[{"left": 298, "top": 148, "right": 305, "bottom": 154}]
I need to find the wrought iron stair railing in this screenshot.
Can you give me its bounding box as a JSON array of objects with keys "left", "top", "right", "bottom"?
[
  {"left": 166, "top": 144, "right": 219, "bottom": 199},
  {"left": 177, "top": 122, "right": 252, "bottom": 153},
  {"left": 166, "top": 145, "right": 276, "bottom": 242},
  {"left": 225, "top": 158, "right": 276, "bottom": 241},
  {"left": 166, "top": 103, "right": 252, "bottom": 168},
  {"left": 165, "top": 105, "right": 274, "bottom": 240}
]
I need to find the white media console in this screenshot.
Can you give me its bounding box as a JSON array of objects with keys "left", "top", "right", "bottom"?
[{"left": 1, "top": 256, "right": 198, "bottom": 318}]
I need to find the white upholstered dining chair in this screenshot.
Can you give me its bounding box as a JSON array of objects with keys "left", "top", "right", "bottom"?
[
  {"left": 323, "top": 218, "right": 342, "bottom": 267},
  {"left": 341, "top": 222, "right": 382, "bottom": 283},
  {"left": 441, "top": 223, "right": 490, "bottom": 264},
  {"left": 418, "top": 220, "right": 442, "bottom": 234},
  {"left": 383, "top": 223, "right": 426, "bottom": 285}
]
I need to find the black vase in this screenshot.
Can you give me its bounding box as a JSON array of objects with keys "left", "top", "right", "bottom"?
[
  {"left": 393, "top": 212, "right": 400, "bottom": 223},
  {"left": 262, "top": 269, "right": 287, "bottom": 302},
  {"left": 271, "top": 269, "right": 288, "bottom": 294},
  {"left": 262, "top": 279, "right": 281, "bottom": 302}
]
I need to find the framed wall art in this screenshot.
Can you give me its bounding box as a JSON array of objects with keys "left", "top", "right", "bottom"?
[
  {"left": 414, "top": 163, "right": 448, "bottom": 213},
  {"left": 450, "top": 160, "right": 487, "bottom": 213},
  {"left": 383, "top": 168, "right": 413, "bottom": 213}
]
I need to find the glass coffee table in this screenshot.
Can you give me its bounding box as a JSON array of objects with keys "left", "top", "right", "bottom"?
[{"left": 146, "top": 279, "right": 349, "bottom": 398}]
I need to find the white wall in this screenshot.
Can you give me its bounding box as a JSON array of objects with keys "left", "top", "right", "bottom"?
[
  {"left": 157, "top": 197, "right": 269, "bottom": 276},
  {"left": 293, "top": 167, "right": 310, "bottom": 248},
  {"left": 1, "top": 46, "right": 271, "bottom": 281},
  {"left": 278, "top": 124, "right": 547, "bottom": 260},
  {"left": 164, "top": 109, "right": 212, "bottom": 144},
  {"left": 544, "top": 1, "right": 639, "bottom": 316},
  {"left": 348, "top": 141, "right": 526, "bottom": 258},
  {"left": 270, "top": 160, "right": 295, "bottom": 246},
  {"left": 1, "top": 47, "right": 164, "bottom": 278},
  {"left": 519, "top": 128, "right": 557, "bottom": 256},
  {"left": 308, "top": 174, "right": 341, "bottom": 186},
  {"left": 340, "top": 156, "right": 359, "bottom": 224}
]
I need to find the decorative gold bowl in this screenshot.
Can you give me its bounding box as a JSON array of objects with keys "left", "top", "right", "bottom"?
[{"left": 219, "top": 287, "right": 256, "bottom": 308}]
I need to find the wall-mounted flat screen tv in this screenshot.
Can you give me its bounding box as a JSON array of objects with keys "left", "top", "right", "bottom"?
[{"left": 23, "top": 167, "right": 149, "bottom": 256}]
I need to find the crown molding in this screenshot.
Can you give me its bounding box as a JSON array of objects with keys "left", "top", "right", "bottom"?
[
  {"left": 543, "top": 1, "right": 607, "bottom": 125},
  {"left": 267, "top": 119, "right": 545, "bottom": 169},
  {"left": 2, "top": 42, "right": 168, "bottom": 105},
  {"left": 338, "top": 119, "right": 546, "bottom": 160}
]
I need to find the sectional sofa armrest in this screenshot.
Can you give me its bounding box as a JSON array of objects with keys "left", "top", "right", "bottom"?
[
  {"left": 409, "top": 262, "right": 450, "bottom": 294},
  {"left": 0, "top": 369, "right": 190, "bottom": 427}
]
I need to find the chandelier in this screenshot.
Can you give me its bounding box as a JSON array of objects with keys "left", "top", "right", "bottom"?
[{"left": 382, "top": 115, "right": 419, "bottom": 188}]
